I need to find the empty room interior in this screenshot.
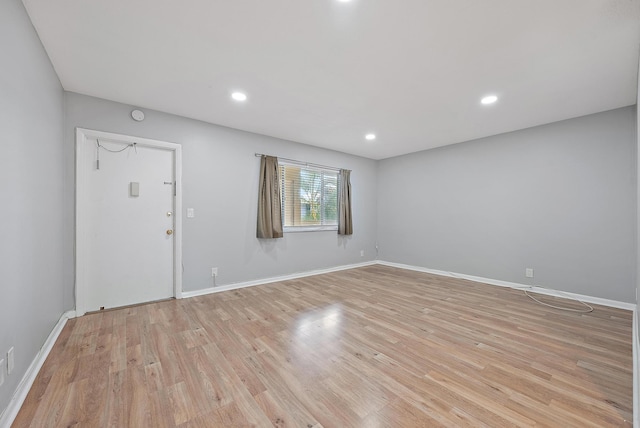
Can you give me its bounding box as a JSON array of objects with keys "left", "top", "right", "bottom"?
[{"left": 2, "top": 0, "right": 640, "bottom": 426}]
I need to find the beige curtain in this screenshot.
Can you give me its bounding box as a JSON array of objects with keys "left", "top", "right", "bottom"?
[
  {"left": 338, "top": 169, "right": 353, "bottom": 235},
  {"left": 256, "top": 155, "right": 283, "bottom": 239}
]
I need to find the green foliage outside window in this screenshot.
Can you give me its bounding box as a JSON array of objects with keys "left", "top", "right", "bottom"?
[{"left": 281, "top": 164, "right": 338, "bottom": 228}]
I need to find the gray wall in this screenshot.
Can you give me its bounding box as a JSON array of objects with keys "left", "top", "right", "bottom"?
[
  {"left": 0, "top": 0, "right": 65, "bottom": 416},
  {"left": 63, "top": 92, "right": 378, "bottom": 306},
  {"left": 378, "top": 107, "right": 637, "bottom": 303}
]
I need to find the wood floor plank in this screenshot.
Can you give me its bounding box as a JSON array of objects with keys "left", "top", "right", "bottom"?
[{"left": 12, "top": 265, "right": 633, "bottom": 427}]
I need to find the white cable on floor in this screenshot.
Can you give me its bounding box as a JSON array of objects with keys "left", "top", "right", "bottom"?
[
  {"left": 523, "top": 287, "right": 593, "bottom": 313},
  {"left": 445, "top": 270, "right": 594, "bottom": 313}
]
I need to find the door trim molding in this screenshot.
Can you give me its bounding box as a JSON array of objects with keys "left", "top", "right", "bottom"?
[{"left": 75, "top": 128, "right": 183, "bottom": 316}]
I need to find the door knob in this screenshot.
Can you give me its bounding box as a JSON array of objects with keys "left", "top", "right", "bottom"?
[{"left": 166, "top": 229, "right": 173, "bottom": 235}]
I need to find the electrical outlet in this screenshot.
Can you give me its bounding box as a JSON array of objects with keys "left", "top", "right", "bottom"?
[
  {"left": 211, "top": 267, "right": 218, "bottom": 277},
  {"left": 525, "top": 268, "right": 534, "bottom": 278},
  {"left": 7, "top": 347, "right": 14, "bottom": 374},
  {"left": 360, "top": 250, "right": 364, "bottom": 257},
  {"left": 0, "top": 359, "right": 4, "bottom": 386}
]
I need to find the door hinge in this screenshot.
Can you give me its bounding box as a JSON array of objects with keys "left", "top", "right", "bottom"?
[{"left": 164, "top": 181, "right": 177, "bottom": 196}]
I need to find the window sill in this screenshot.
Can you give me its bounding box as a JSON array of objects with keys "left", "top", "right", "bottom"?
[{"left": 283, "top": 226, "right": 338, "bottom": 233}]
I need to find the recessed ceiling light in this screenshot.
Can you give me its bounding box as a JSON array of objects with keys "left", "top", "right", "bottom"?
[
  {"left": 231, "top": 92, "right": 247, "bottom": 102},
  {"left": 481, "top": 95, "right": 498, "bottom": 105},
  {"left": 365, "top": 133, "right": 376, "bottom": 141}
]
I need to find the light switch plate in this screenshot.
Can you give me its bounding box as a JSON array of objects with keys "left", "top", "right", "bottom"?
[
  {"left": 187, "top": 208, "right": 195, "bottom": 218},
  {"left": 0, "top": 359, "right": 5, "bottom": 386}
]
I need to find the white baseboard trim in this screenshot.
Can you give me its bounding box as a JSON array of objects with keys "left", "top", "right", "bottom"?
[
  {"left": 182, "top": 261, "right": 377, "bottom": 299},
  {"left": 0, "top": 310, "right": 76, "bottom": 428},
  {"left": 376, "top": 260, "right": 636, "bottom": 311},
  {"left": 182, "top": 259, "right": 635, "bottom": 311},
  {"left": 634, "top": 308, "right": 638, "bottom": 428}
]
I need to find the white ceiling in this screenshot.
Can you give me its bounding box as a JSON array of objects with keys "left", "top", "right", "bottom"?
[{"left": 23, "top": 0, "right": 640, "bottom": 159}]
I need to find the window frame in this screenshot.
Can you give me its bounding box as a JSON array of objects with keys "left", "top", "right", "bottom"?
[{"left": 279, "top": 160, "right": 340, "bottom": 233}]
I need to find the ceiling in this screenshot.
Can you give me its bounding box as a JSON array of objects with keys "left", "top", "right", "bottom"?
[{"left": 22, "top": 0, "right": 640, "bottom": 160}]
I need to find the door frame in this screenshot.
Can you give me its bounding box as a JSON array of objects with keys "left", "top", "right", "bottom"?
[{"left": 75, "top": 128, "right": 183, "bottom": 316}]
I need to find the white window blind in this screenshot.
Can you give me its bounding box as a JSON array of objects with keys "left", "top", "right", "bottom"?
[{"left": 280, "top": 161, "right": 339, "bottom": 231}]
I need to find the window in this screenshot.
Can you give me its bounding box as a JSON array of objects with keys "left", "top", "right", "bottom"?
[{"left": 280, "top": 162, "right": 339, "bottom": 231}]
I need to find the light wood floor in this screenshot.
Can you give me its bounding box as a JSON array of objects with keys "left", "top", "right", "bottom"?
[{"left": 13, "top": 265, "right": 633, "bottom": 427}]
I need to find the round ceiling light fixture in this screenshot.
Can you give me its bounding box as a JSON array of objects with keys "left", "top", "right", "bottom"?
[
  {"left": 481, "top": 95, "right": 498, "bottom": 105},
  {"left": 365, "top": 133, "right": 376, "bottom": 141},
  {"left": 231, "top": 92, "right": 247, "bottom": 102}
]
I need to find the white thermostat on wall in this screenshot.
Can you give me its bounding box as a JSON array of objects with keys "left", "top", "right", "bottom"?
[{"left": 131, "top": 109, "right": 145, "bottom": 122}]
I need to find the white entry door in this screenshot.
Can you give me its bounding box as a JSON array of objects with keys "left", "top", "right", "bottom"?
[{"left": 76, "top": 129, "right": 182, "bottom": 315}]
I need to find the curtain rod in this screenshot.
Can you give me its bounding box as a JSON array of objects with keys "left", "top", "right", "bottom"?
[{"left": 254, "top": 153, "right": 344, "bottom": 172}]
